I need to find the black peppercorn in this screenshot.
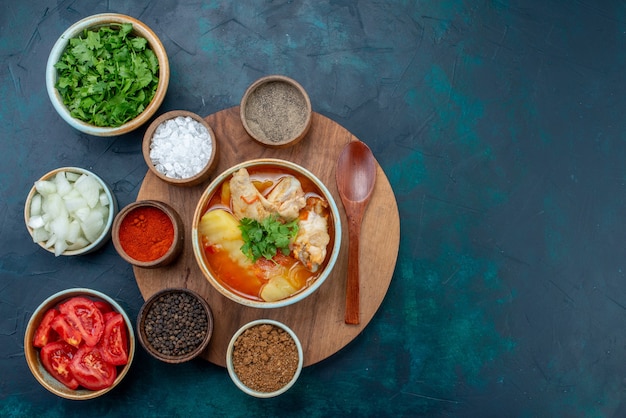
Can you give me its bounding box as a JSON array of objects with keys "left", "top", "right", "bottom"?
[{"left": 143, "top": 291, "right": 209, "bottom": 357}]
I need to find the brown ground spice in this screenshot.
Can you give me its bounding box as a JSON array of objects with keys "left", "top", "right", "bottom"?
[
  {"left": 232, "top": 324, "right": 300, "bottom": 393},
  {"left": 244, "top": 81, "right": 308, "bottom": 144}
]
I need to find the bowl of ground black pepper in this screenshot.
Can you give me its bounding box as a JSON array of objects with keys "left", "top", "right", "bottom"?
[
  {"left": 142, "top": 110, "right": 218, "bottom": 187},
  {"left": 112, "top": 200, "right": 183, "bottom": 268},
  {"left": 240, "top": 75, "right": 312, "bottom": 148},
  {"left": 137, "top": 288, "right": 213, "bottom": 363},
  {"left": 226, "top": 319, "right": 303, "bottom": 398}
]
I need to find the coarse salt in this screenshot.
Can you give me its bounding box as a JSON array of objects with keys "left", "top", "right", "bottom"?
[{"left": 149, "top": 116, "right": 213, "bottom": 179}]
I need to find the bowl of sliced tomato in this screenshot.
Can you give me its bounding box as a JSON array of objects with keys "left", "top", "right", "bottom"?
[{"left": 24, "top": 288, "right": 135, "bottom": 400}]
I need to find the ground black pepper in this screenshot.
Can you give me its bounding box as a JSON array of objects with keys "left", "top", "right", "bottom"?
[
  {"left": 143, "top": 291, "right": 208, "bottom": 357},
  {"left": 244, "top": 81, "right": 308, "bottom": 144}
]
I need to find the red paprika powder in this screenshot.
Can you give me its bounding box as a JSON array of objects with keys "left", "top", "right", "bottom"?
[{"left": 118, "top": 206, "right": 174, "bottom": 262}]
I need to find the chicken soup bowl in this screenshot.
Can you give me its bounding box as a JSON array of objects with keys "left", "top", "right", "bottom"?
[{"left": 192, "top": 159, "right": 341, "bottom": 309}]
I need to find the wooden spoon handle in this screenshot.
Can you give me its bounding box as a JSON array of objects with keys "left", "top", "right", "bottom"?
[{"left": 345, "top": 212, "right": 363, "bottom": 325}]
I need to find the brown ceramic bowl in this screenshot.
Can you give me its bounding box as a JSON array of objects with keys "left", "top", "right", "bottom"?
[
  {"left": 240, "top": 75, "right": 312, "bottom": 148},
  {"left": 137, "top": 288, "right": 214, "bottom": 363},
  {"left": 46, "top": 13, "right": 169, "bottom": 136},
  {"left": 112, "top": 200, "right": 184, "bottom": 268},
  {"left": 24, "top": 167, "right": 118, "bottom": 256},
  {"left": 142, "top": 110, "right": 218, "bottom": 187},
  {"left": 24, "top": 288, "right": 135, "bottom": 400},
  {"left": 226, "top": 319, "right": 303, "bottom": 398}
]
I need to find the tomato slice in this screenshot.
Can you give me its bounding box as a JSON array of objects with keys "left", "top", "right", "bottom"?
[
  {"left": 102, "top": 311, "right": 118, "bottom": 322},
  {"left": 40, "top": 341, "right": 79, "bottom": 390},
  {"left": 50, "top": 314, "right": 82, "bottom": 347},
  {"left": 70, "top": 345, "right": 117, "bottom": 390},
  {"left": 59, "top": 297, "right": 104, "bottom": 347},
  {"left": 94, "top": 300, "right": 114, "bottom": 314},
  {"left": 99, "top": 313, "right": 129, "bottom": 366},
  {"left": 33, "top": 308, "right": 59, "bottom": 348}
]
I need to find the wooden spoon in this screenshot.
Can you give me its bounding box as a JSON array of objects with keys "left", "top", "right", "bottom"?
[{"left": 335, "top": 140, "right": 377, "bottom": 325}]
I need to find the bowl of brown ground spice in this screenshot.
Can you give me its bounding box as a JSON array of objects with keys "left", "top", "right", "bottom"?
[
  {"left": 240, "top": 75, "right": 312, "bottom": 148},
  {"left": 226, "top": 319, "right": 303, "bottom": 397}
]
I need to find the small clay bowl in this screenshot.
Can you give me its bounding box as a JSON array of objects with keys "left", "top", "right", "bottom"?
[
  {"left": 24, "top": 167, "right": 118, "bottom": 256},
  {"left": 137, "top": 288, "right": 214, "bottom": 363},
  {"left": 142, "top": 110, "right": 218, "bottom": 187},
  {"left": 46, "top": 13, "right": 169, "bottom": 136},
  {"left": 112, "top": 200, "right": 183, "bottom": 268},
  {"left": 24, "top": 288, "right": 135, "bottom": 400},
  {"left": 240, "top": 75, "right": 312, "bottom": 148},
  {"left": 226, "top": 319, "right": 303, "bottom": 398}
]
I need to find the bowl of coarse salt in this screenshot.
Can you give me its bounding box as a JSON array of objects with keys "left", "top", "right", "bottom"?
[{"left": 142, "top": 110, "right": 218, "bottom": 187}]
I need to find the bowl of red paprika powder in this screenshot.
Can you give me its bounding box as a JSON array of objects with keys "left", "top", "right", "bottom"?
[{"left": 112, "top": 200, "right": 183, "bottom": 268}]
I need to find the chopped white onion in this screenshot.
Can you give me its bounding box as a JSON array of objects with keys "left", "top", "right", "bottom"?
[
  {"left": 30, "top": 194, "right": 42, "bottom": 217},
  {"left": 65, "top": 172, "right": 80, "bottom": 182},
  {"left": 28, "top": 215, "right": 45, "bottom": 230},
  {"left": 54, "top": 172, "right": 72, "bottom": 196},
  {"left": 74, "top": 174, "right": 101, "bottom": 208},
  {"left": 28, "top": 171, "right": 110, "bottom": 256},
  {"left": 35, "top": 180, "right": 57, "bottom": 196}
]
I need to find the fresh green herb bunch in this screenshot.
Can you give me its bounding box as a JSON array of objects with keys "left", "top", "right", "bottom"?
[
  {"left": 239, "top": 215, "right": 299, "bottom": 262},
  {"left": 54, "top": 23, "right": 159, "bottom": 127}
]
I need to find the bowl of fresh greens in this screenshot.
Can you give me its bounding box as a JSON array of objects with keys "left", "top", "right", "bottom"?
[{"left": 46, "top": 13, "right": 169, "bottom": 137}]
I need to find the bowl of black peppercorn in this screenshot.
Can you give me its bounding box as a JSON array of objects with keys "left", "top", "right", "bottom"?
[{"left": 137, "top": 288, "right": 213, "bottom": 363}]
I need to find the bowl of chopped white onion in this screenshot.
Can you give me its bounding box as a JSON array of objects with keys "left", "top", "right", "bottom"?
[{"left": 24, "top": 167, "right": 118, "bottom": 256}]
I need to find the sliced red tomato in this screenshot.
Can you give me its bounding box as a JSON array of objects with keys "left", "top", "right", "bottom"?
[
  {"left": 93, "top": 300, "right": 114, "bottom": 314},
  {"left": 102, "top": 311, "right": 118, "bottom": 322},
  {"left": 70, "top": 345, "right": 117, "bottom": 390},
  {"left": 50, "top": 314, "right": 82, "bottom": 347},
  {"left": 99, "top": 313, "right": 129, "bottom": 366},
  {"left": 33, "top": 308, "right": 59, "bottom": 348},
  {"left": 59, "top": 297, "right": 104, "bottom": 347},
  {"left": 40, "top": 341, "right": 79, "bottom": 390}
]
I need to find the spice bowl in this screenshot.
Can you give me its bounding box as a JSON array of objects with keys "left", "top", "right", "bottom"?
[
  {"left": 24, "top": 288, "right": 135, "bottom": 400},
  {"left": 46, "top": 13, "right": 169, "bottom": 136},
  {"left": 112, "top": 200, "right": 183, "bottom": 268},
  {"left": 137, "top": 288, "right": 214, "bottom": 363},
  {"left": 240, "top": 75, "right": 312, "bottom": 148},
  {"left": 226, "top": 319, "right": 303, "bottom": 398},
  {"left": 24, "top": 167, "right": 118, "bottom": 257},
  {"left": 143, "top": 110, "right": 218, "bottom": 187}
]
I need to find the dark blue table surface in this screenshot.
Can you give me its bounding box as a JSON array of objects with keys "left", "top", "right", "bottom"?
[{"left": 3, "top": 1, "right": 626, "bottom": 416}]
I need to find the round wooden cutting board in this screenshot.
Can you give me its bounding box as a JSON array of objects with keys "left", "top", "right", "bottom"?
[{"left": 135, "top": 106, "right": 400, "bottom": 367}]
